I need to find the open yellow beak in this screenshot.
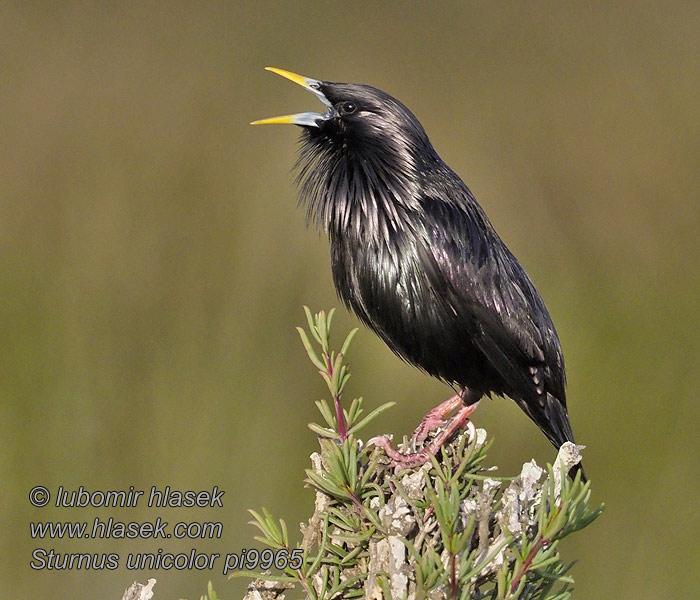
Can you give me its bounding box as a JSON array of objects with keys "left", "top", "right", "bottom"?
[{"left": 251, "top": 67, "right": 331, "bottom": 127}]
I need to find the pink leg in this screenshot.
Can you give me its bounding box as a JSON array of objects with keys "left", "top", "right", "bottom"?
[
  {"left": 370, "top": 400, "right": 480, "bottom": 469},
  {"left": 412, "top": 393, "right": 463, "bottom": 442}
]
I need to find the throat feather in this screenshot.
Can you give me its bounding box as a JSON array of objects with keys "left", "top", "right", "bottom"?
[{"left": 295, "top": 134, "right": 418, "bottom": 245}]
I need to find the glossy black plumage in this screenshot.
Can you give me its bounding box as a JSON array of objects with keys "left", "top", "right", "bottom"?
[{"left": 256, "top": 70, "right": 582, "bottom": 476}]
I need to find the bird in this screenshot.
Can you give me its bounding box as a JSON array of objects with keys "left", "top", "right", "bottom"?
[{"left": 252, "top": 67, "right": 584, "bottom": 480}]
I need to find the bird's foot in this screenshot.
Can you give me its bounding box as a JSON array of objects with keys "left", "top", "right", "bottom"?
[
  {"left": 368, "top": 435, "right": 433, "bottom": 468},
  {"left": 369, "top": 401, "right": 480, "bottom": 470},
  {"left": 411, "top": 393, "right": 463, "bottom": 442}
]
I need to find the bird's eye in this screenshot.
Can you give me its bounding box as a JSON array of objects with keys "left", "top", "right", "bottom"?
[{"left": 339, "top": 101, "right": 357, "bottom": 115}]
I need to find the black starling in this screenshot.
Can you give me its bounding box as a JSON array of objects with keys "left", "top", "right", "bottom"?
[{"left": 253, "top": 68, "right": 584, "bottom": 479}]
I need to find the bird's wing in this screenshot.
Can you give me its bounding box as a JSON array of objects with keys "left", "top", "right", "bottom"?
[{"left": 416, "top": 197, "right": 566, "bottom": 403}]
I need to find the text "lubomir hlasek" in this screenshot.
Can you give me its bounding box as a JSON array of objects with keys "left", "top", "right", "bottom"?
[{"left": 53, "top": 486, "right": 224, "bottom": 508}]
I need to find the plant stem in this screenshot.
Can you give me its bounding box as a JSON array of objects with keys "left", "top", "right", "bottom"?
[
  {"left": 510, "top": 536, "right": 549, "bottom": 595},
  {"left": 324, "top": 351, "right": 348, "bottom": 441},
  {"left": 449, "top": 549, "right": 458, "bottom": 600}
]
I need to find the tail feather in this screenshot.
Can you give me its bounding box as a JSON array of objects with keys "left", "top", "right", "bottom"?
[{"left": 515, "top": 392, "right": 586, "bottom": 482}]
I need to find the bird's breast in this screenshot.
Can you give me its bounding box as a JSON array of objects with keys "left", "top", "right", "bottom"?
[{"left": 329, "top": 229, "right": 492, "bottom": 389}]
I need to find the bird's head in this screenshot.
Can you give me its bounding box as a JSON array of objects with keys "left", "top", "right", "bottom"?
[
  {"left": 252, "top": 67, "right": 431, "bottom": 155},
  {"left": 252, "top": 68, "right": 439, "bottom": 236}
]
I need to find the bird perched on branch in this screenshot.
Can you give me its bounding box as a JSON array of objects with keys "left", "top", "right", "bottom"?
[{"left": 252, "top": 67, "right": 584, "bottom": 480}]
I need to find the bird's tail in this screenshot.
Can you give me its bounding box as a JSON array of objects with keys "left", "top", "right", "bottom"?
[{"left": 516, "top": 392, "right": 586, "bottom": 482}]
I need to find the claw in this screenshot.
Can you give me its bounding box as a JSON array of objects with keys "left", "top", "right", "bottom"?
[
  {"left": 371, "top": 400, "right": 481, "bottom": 470},
  {"left": 411, "top": 393, "right": 462, "bottom": 442}
]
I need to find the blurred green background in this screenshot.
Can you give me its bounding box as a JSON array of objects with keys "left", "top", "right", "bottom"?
[{"left": 2, "top": 1, "right": 699, "bottom": 599}]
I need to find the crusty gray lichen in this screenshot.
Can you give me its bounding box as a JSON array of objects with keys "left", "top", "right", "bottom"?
[{"left": 121, "top": 579, "right": 156, "bottom": 600}]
